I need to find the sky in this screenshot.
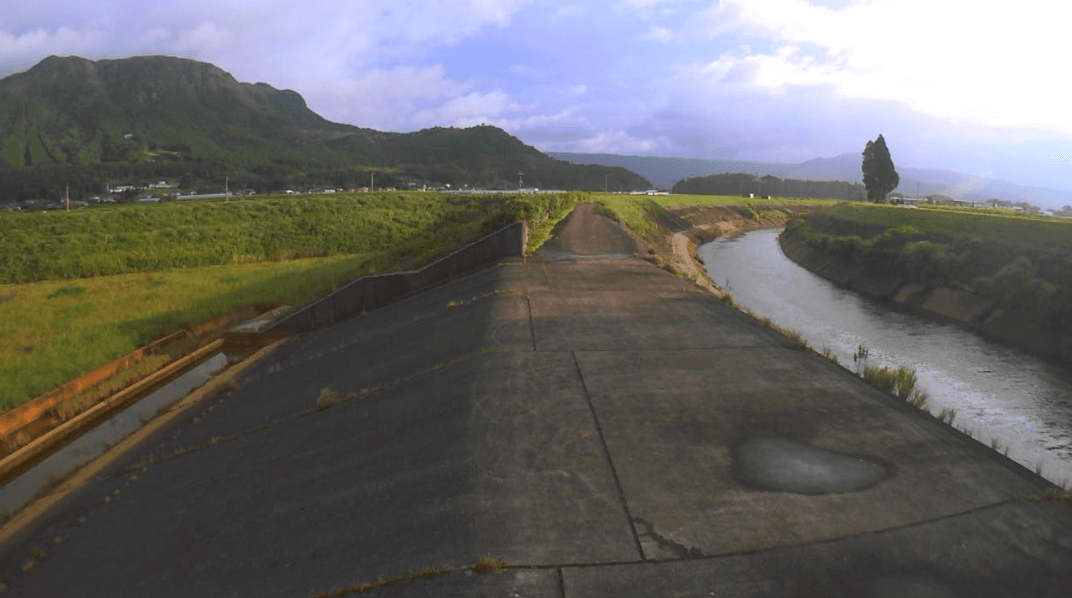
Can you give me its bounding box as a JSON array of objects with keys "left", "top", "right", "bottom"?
[{"left": 3, "top": 0, "right": 1072, "bottom": 191}]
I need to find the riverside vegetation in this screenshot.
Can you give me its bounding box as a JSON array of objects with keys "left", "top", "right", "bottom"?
[
  {"left": 781, "top": 202, "right": 1072, "bottom": 363},
  {"left": 592, "top": 192, "right": 838, "bottom": 234},
  {"left": 0, "top": 191, "right": 583, "bottom": 410}
]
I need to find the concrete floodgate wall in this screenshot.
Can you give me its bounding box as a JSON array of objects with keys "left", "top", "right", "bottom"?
[{"left": 269, "top": 220, "right": 527, "bottom": 333}]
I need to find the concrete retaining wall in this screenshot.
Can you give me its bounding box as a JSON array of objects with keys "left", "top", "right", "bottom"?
[{"left": 269, "top": 220, "right": 528, "bottom": 333}]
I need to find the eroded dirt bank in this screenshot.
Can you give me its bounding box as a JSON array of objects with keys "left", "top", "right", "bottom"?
[
  {"left": 623, "top": 204, "right": 820, "bottom": 297},
  {"left": 779, "top": 217, "right": 1072, "bottom": 365}
]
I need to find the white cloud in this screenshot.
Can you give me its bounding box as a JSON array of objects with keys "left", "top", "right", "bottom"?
[
  {"left": 376, "top": 0, "right": 531, "bottom": 48},
  {"left": 694, "top": 0, "right": 1072, "bottom": 132},
  {"left": 412, "top": 90, "right": 523, "bottom": 127},
  {"left": 0, "top": 27, "right": 106, "bottom": 74},
  {"left": 174, "top": 22, "right": 231, "bottom": 54},
  {"left": 680, "top": 45, "right": 838, "bottom": 93},
  {"left": 493, "top": 105, "right": 589, "bottom": 133},
  {"left": 137, "top": 27, "right": 172, "bottom": 47},
  {"left": 550, "top": 3, "right": 586, "bottom": 20},
  {"left": 306, "top": 64, "right": 471, "bottom": 126},
  {"left": 619, "top": 0, "right": 680, "bottom": 9},
  {"left": 642, "top": 26, "right": 675, "bottom": 43},
  {"left": 576, "top": 130, "right": 664, "bottom": 154}
]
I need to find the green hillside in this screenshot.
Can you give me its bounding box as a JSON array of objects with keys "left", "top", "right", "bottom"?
[{"left": 0, "top": 55, "right": 649, "bottom": 201}]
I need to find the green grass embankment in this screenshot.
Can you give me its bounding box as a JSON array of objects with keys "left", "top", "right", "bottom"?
[
  {"left": 783, "top": 202, "right": 1072, "bottom": 362},
  {"left": 591, "top": 192, "right": 838, "bottom": 233},
  {"left": 0, "top": 191, "right": 584, "bottom": 410},
  {"left": 827, "top": 203, "right": 1072, "bottom": 252}
]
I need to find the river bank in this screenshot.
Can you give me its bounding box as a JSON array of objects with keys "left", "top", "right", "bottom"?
[
  {"left": 778, "top": 212, "right": 1072, "bottom": 366},
  {"left": 612, "top": 203, "right": 820, "bottom": 297}
]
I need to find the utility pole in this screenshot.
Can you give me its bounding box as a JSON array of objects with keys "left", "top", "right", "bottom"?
[
  {"left": 66, "top": 184, "right": 70, "bottom": 211},
  {"left": 517, "top": 171, "right": 524, "bottom": 191},
  {"left": 605, "top": 174, "right": 608, "bottom": 193},
  {"left": 225, "top": 176, "right": 229, "bottom": 202},
  {"left": 370, "top": 171, "right": 375, "bottom": 193}
]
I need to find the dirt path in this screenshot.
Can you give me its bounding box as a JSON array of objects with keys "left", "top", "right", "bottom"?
[{"left": 538, "top": 203, "right": 639, "bottom": 256}]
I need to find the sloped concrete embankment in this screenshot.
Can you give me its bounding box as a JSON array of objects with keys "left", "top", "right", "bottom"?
[
  {"left": 269, "top": 220, "right": 527, "bottom": 333},
  {"left": 779, "top": 227, "right": 1072, "bottom": 364}
]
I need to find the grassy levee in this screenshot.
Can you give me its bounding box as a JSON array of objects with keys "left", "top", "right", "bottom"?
[
  {"left": 827, "top": 203, "right": 1072, "bottom": 252},
  {"left": 783, "top": 202, "right": 1072, "bottom": 363},
  {"left": 0, "top": 191, "right": 584, "bottom": 410},
  {"left": 592, "top": 192, "right": 839, "bottom": 233}
]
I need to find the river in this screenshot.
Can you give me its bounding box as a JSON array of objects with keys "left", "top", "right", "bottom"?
[{"left": 699, "top": 228, "right": 1072, "bottom": 487}]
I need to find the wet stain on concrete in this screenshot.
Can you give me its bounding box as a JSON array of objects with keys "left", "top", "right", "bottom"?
[{"left": 733, "top": 436, "right": 886, "bottom": 494}]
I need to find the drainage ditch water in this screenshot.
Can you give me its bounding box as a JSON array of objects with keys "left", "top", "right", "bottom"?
[
  {"left": 700, "top": 228, "right": 1072, "bottom": 487},
  {"left": 0, "top": 352, "right": 231, "bottom": 517}
]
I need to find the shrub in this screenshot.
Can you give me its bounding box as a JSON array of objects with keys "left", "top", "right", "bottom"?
[
  {"left": 864, "top": 365, "right": 923, "bottom": 402},
  {"left": 987, "top": 257, "right": 1061, "bottom": 309},
  {"left": 973, "top": 276, "right": 996, "bottom": 297},
  {"left": 831, "top": 235, "right": 864, "bottom": 258}
]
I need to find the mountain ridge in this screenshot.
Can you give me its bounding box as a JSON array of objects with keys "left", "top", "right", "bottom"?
[{"left": 0, "top": 55, "right": 650, "bottom": 201}]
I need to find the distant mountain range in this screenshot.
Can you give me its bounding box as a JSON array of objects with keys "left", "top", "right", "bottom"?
[
  {"left": 0, "top": 55, "right": 649, "bottom": 201},
  {"left": 549, "top": 152, "right": 1072, "bottom": 209}
]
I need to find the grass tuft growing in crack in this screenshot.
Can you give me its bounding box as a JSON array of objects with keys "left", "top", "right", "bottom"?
[
  {"left": 1013, "top": 487, "right": 1072, "bottom": 508},
  {"left": 864, "top": 365, "right": 929, "bottom": 409},
  {"left": 302, "top": 556, "right": 508, "bottom": 597},
  {"left": 317, "top": 387, "right": 339, "bottom": 409},
  {"left": 472, "top": 555, "right": 509, "bottom": 573}
]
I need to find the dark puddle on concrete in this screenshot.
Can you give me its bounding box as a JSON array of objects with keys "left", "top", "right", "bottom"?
[
  {"left": 733, "top": 437, "right": 886, "bottom": 494},
  {"left": 0, "top": 353, "right": 230, "bottom": 516}
]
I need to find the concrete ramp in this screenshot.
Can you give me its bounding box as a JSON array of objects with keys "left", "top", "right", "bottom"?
[{"left": 2, "top": 207, "right": 1071, "bottom": 597}]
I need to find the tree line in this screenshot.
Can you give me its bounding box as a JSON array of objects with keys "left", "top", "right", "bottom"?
[{"left": 672, "top": 172, "right": 865, "bottom": 200}]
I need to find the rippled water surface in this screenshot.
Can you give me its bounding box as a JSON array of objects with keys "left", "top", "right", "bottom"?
[{"left": 700, "top": 228, "right": 1072, "bottom": 486}]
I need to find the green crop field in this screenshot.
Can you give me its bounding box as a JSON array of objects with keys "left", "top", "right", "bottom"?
[
  {"left": 591, "top": 192, "right": 839, "bottom": 233},
  {"left": 0, "top": 191, "right": 583, "bottom": 410},
  {"left": 828, "top": 203, "right": 1072, "bottom": 252},
  {"left": 0, "top": 192, "right": 510, "bottom": 284}
]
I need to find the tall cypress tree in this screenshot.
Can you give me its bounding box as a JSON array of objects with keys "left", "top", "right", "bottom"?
[{"left": 862, "top": 134, "right": 899, "bottom": 202}]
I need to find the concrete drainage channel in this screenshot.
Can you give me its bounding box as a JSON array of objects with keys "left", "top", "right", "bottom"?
[{"left": 0, "top": 307, "right": 290, "bottom": 520}]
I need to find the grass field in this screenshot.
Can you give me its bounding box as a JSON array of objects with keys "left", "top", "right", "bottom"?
[
  {"left": 0, "top": 191, "right": 582, "bottom": 410},
  {"left": 591, "top": 193, "right": 839, "bottom": 233},
  {"left": 828, "top": 203, "right": 1072, "bottom": 252},
  {"left": 0, "top": 255, "right": 373, "bottom": 409},
  {"left": 0, "top": 192, "right": 510, "bottom": 284}
]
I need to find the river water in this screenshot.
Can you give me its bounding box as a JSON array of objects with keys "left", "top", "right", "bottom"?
[{"left": 699, "top": 228, "right": 1072, "bottom": 487}]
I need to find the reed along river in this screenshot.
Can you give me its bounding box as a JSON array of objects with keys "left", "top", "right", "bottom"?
[{"left": 699, "top": 228, "right": 1072, "bottom": 487}]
